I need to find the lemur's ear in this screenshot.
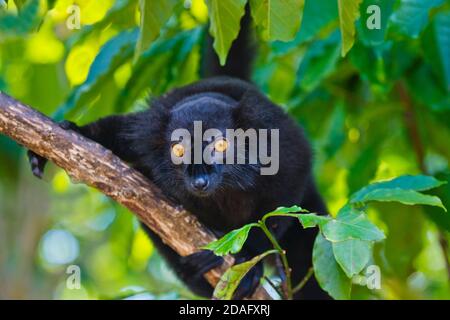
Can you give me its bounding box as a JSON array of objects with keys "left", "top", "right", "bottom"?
[
  {"left": 124, "top": 100, "right": 170, "bottom": 155},
  {"left": 233, "top": 89, "right": 272, "bottom": 129},
  {"left": 146, "top": 100, "right": 170, "bottom": 144}
]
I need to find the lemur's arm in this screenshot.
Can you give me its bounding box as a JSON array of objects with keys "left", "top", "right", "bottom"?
[{"left": 28, "top": 115, "right": 138, "bottom": 178}]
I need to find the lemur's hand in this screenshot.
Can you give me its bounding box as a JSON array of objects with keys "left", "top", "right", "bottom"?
[
  {"left": 28, "top": 120, "right": 80, "bottom": 179},
  {"left": 232, "top": 254, "right": 264, "bottom": 300},
  {"left": 179, "top": 250, "right": 224, "bottom": 280}
]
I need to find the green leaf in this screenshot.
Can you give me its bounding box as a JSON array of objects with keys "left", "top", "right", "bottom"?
[
  {"left": 294, "top": 0, "right": 337, "bottom": 43},
  {"left": 296, "top": 30, "right": 341, "bottom": 92},
  {"left": 349, "top": 175, "right": 447, "bottom": 210},
  {"left": 205, "top": 0, "right": 247, "bottom": 65},
  {"left": 55, "top": 29, "right": 138, "bottom": 120},
  {"left": 389, "top": 0, "right": 445, "bottom": 38},
  {"left": 298, "top": 214, "right": 330, "bottom": 229},
  {"left": 351, "top": 175, "right": 446, "bottom": 203},
  {"left": 135, "top": 0, "right": 178, "bottom": 58},
  {"left": 349, "top": 41, "right": 416, "bottom": 86},
  {"left": 313, "top": 233, "right": 351, "bottom": 299},
  {"left": 13, "top": 0, "right": 25, "bottom": 10},
  {"left": 67, "top": 0, "right": 137, "bottom": 49},
  {"left": 319, "top": 101, "right": 346, "bottom": 158},
  {"left": 203, "top": 224, "right": 256, "bottom": 256},
  {"left": 423, "top": 172, "right": 450, "bottom": 232},
  {"left": 406, "top": 63, "right": 450, "bottom": 112},
  {"left": 422, "top": 12, "right": 450, "bottom": 91},
  {"left": 266, "top": 205, "right": 308, "bottom": 215},
  {"left": 351, "top": 188, "right": 447, "bottom": 211},
  {"left": 271, "top": 0, "right": 338, "bottom": 55},
  {"left": 117, "top": 27, "right": 203, "bottom": 111},
  {"left": 0, "top": 0, "right": 40, "bottom": 36},
  {"left": 347, "top": 142, "right": 380, "bottom": 194},
  {"left": 265, "top": 207, "right": 330, "bottom": 230},
  {"left": 213, "top": 250, "right": 273, "bottom": 300},
  {"left": 250, "top": 0, "right": 305, "bottom": 42},
  {"left": 376, "top": 203, "right": 425, "bottom": 279},
  {"left": 322, "top": 206, "right": 385, "bottom": 242},
  {"left": 338, "top": 0, "right": 362, "bottom": 56},
  {"left": 332, "top": 239, "right": 372, "bottom": 278},
  {"left": 47, "top": 0, "right": 57, "bottom": 10}
]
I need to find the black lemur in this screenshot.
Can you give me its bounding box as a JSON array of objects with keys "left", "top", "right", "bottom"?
[{"left": 27, "top": 13, "right": 330, "bottom": 300}]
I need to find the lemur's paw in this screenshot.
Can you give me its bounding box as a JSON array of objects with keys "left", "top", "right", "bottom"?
[
  {"left": 27, "top": 150, "right": 47, "bottom": 179},
  {"left": 232, "top": 260, "right": 263, "bottom": 300},
  {"left": 179, "top": 250, "right": 224, "bottom": 279},
  {"left": 27, "top": 120, "right": 80, "bottom": 179},
  {"left": 59, "top": 120, "right": 80, "bottom": 132}
]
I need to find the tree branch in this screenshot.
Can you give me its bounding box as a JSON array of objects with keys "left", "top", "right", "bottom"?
[{"left": 0, "top": 92, "right": 271, "bottom": 300}]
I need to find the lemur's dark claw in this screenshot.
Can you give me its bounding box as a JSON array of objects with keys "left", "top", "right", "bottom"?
[
  {"left": 179, "top": 250, "right": 224, "bottom": 279},
  {"left": 59, "top": 120, "right": 79, "bottom": 131},
  {"left": 27, "top": 120, "right": 79, "bottom": 179},
  {"left": 232, "top": 259, "right": 263, "bottom": 300},
  {"left": 27, "top": 150, "right": 47, "bottom": 179}
]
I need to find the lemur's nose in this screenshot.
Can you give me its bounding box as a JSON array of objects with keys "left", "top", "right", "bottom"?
[{"left": 192, "top": 177, "right": 209, "bottom": 190}]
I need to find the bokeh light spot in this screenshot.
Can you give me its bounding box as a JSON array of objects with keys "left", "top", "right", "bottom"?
[{"left": 41, "top": 229, "right": 80, "bottom": 265}]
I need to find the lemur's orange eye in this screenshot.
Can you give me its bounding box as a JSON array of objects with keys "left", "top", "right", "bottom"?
[
  {"left": 172, "top": 143, "right": 185, "bottom": 157},
  {"left": 214, "top": 138, "right": 228, "bottom": 153}
]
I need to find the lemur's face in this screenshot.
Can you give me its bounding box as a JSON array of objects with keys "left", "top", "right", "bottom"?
[{"left": 163, "top": 94, "right": 259, "bottom": 199}]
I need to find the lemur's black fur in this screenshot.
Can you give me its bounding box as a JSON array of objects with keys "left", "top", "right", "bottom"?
[{"left": 27, "top": 10, "right": 330, "bottom": 300}]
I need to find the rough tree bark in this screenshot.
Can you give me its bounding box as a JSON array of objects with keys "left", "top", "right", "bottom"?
[{"left": 0, "top": 92, "right": 271, "bottom": 300}]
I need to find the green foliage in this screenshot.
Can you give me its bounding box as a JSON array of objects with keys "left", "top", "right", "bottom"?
[
  {"left": 205, "top": 175, "right": 445, "bottom": 299},
  {"left": 338, "top": 0, "right": 362, "bottom": 56},
  {"left": 423, "top": 172, "right": 450, "bottom": 232},
  {"left": 0, "top": 0, "right": 40, "bottom": 36},
  {"left": 12, "top": 0, "right": 25, "bottom": 10},
  {"left": 135, "top": 0, "right": 178, "bottom": 58},
  {"left": 357, "top": 0, "right": 393, "bottom": 46},
  {"left": 322, "top": 207, "right": 385, "bottom": 242},
  {"left": 213, "top": 250, "right": 275, "bottom": 299},
  {"left": 390, "top": 0, "right": 445, "bottom": 38},
  {"left": 250, "top": 0, "right": 304, "bottom": 41},
  {"left": 350, "top": 175, "right": 447, "bottom": 210},
  {"left": 205, "top": 0, "right": 247, "bottom": 65},
  {"left": 313, "top": 233, "right": 351, "bottom": 299},
  {"left": 67, "top": 0, "right": 137, "bottom": 49},
  {"left": 271, "top": 0, "right": 338, "bottom": 54},
  {"left": 117, "top": 27, "right": 203, "bottom": 111},
  {"left": 332, "top": 239, "right": 372, "bottom": 278},
  {"left": 422, "top": 12, "right": 450, "bottom": 90},
  {"left": 203, "top": 223, "right": 256, "bottom": 256},
  {"left": 296, "top": 31, "right": 341, "bottom": 92},
  {"left": 352, "top": 175, "right": 446, "bottom": 198},
  {"left": 352, "top": 188, "right": 446, "bottom": 210},
  {"left": 297, "top": 213, "right": 329, "bottom": 229},
  {"left": 265, "top": 205, "right": 307, "bottom": 215},
  {"left": 56, "top": 29, "right": 138, "bottom": 120}
]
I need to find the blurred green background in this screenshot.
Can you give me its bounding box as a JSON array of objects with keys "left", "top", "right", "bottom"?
[{"left": 0, "top": 0, "right": 449, "bottom": 299}]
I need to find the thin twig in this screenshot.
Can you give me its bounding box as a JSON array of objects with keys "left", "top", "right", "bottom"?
[
  {"left": 293, "top": 266, "right": 314, "bottom": 294},
  {"left": 259, "top": 220, "right": 293, "bottom": 299}
]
